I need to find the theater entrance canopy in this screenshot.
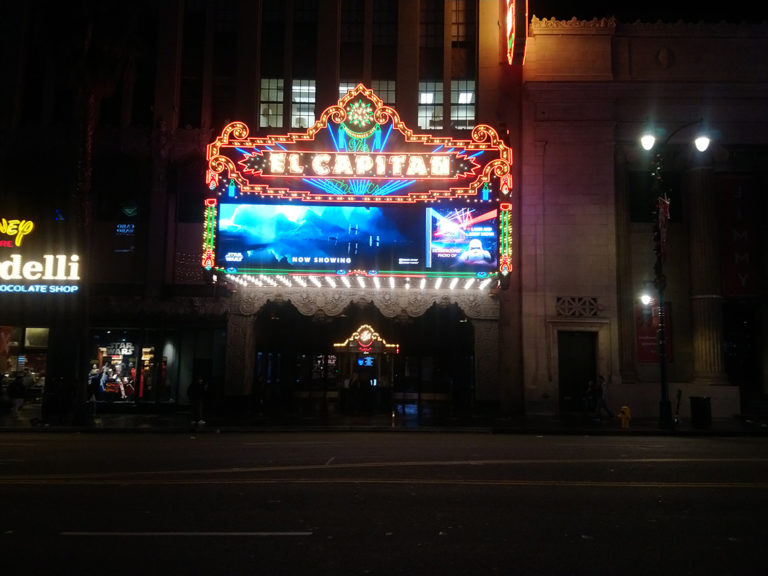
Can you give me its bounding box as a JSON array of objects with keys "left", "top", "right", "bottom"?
[{"left": 203, "top": 84, "right": 512, "bottom": 294}]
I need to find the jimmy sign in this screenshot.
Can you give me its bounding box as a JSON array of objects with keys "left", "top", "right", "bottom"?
[{"left": 203, "top": 84, "right": 513, "bottom": 287}]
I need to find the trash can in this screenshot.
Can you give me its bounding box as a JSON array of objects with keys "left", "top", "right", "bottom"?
[{"left": 689, "top": 396, "right": 712, "bottom": 429}]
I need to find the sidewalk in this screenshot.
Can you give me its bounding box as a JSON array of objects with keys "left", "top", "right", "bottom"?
[{"left": 1, "top": 400, "right": 765, "bottom": 435}]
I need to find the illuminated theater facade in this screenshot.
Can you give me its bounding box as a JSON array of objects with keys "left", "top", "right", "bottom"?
[
  {"left": 6, "top": 1, "right": 768, "bottom": 426},
  {"left": 203, "top": 85, "right": 514, "bottom": 416}
]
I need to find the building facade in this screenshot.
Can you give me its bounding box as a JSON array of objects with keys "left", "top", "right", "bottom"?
[
  {"left": 1, "top": 1, "right": 766, "bottom": 424},
  {"left": 521, "top": 15, "right": 768, "bottom": 421}
]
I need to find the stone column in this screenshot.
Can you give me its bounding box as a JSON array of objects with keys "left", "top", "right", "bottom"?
[
  {"left": 224, "top": 314, "right": 256, "bottom": 396},
  {"left": 472, "top": 318, "right": 500, "bottom": 407},
  {"left": 615, "top": 148, "right": 638, "bottom": 383},
  {"left": 687, "top": 165, "right": 728, "bottom": 384}
]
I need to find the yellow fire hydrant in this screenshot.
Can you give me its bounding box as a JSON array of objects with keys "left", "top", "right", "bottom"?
[{"left": 618, "top": 405, "right": 632, "bottom": 429}]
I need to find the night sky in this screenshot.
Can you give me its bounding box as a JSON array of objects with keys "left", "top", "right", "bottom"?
[{"left": 527, "top": 1, "right": 768, "bottom": 23}]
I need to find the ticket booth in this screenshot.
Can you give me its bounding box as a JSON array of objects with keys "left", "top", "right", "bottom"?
[{"left": 333, "top": 324, "right": 399, "bottom": 414}]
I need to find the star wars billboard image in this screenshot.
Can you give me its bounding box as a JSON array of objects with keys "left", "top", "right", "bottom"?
[
  {"left": 427, "top": 206, "right": 497, "bottom": 271},
  {"left": 216, "top": 202, "right": 497, "bottom": 276}
]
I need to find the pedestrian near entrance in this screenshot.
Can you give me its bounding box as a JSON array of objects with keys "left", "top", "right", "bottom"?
[
  {"left": 582, "top": 379, "right": 596, "bottom": 416},
  {"left": 188, "top": 377, "right": 209, "bottom": 425},
  {"left": 9, "top": 372, "right": 25, "bottom": 419},
  {"left": 594, "top": 375, "right": 612, "bottom": 420},
  {"left": 87, "top": 365, "right": 101, "bottom": 423}
]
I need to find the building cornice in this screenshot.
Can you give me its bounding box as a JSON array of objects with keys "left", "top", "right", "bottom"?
[{"left": 530, "top": 15, "right": 768, "bottom": 37}]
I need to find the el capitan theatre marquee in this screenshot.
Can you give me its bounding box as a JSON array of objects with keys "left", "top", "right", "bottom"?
[
  {"left": 203, "top": 84, "right": 513, "bottom": 291},
  {"left": 0, "top": 217, "right": 81, "bottom": 295}
]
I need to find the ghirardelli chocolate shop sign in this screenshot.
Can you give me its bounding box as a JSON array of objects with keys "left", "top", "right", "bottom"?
[{"left": 0, "top": 217, "right": 81, "bottom": 295}]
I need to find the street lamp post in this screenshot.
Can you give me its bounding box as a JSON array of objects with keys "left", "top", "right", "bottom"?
[
  {"left": 651, "top": 159, "right": 673, "bottom": 429},
  {"left": 640, "top": 120, "right": 710, "bottom": 430}
]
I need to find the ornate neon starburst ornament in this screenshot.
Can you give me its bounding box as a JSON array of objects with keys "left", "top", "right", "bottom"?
[
  {"left": 347, "top": 98, "right": 373, "bottom": 128},
  {"left": 341, "top": 98, "right": 377, "bottom": 139}
]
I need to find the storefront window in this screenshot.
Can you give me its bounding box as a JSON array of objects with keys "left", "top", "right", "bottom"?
[
  {"left": 1, "top": 326, "right": 48, "bottom": 403},
  {"left": 92, "top": 330, "right": 139, "bottom": 401},
  {"left": 88, "top": 328, "right": 221, "bottom": 407},
  {"left": 89, "top": 329, "right": 186, "bottom": 405}
]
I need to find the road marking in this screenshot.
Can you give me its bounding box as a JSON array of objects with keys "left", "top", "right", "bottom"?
[
  {"left": 3, "top": 477, "right": 768, "bottom": 489},
  {"left": 1, "top": 458, "right": 767, "bottom": 486},
  {"left": 61, "top": 531, "right": 312, "bottom": 537}
]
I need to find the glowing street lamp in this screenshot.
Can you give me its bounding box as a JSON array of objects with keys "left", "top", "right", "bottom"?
[{"left": 639, "top": 119, "right": 711, "bottom": 430}]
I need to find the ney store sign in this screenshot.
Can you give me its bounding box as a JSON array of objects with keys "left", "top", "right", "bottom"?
[{"left": 0, "top": 217, "right": 81, "bottom": 294}]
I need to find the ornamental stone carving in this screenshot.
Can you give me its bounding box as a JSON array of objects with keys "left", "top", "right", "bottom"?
[{"left": 228, "top": 286, "right": 499, "bottom": 321}]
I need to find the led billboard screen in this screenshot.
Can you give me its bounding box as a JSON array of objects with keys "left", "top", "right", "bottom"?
[{"left": 216, "top": 202, "right": 497, "bottom": 276}]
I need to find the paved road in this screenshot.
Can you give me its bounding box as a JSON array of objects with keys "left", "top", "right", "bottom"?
[{"left": 1, "top": 432, "right": 766, "bottom": 575}]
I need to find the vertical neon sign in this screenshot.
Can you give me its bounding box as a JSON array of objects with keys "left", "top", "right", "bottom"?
[
  {"left": 499, "top": 202, "right": 513, "bottom": 274},
  {"left": 201, "top": 198, "right": 217, "bottom": 269}
]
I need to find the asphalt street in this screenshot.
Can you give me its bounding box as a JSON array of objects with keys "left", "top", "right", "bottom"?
[{"left": 1, "top": 431, "right": 766, "bottom": 575}]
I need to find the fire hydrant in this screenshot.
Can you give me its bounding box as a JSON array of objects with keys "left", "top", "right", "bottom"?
[{"left": 618, "top": 405, "right": 632, "bottom": 428}]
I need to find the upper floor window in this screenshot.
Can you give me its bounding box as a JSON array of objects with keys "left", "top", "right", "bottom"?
[
  {"left": 291, "top": 79, "right": 316, "bottom": 128},
  {"left": 450, "top": 80, "right": 475, "bottom": 130},
  {"left": 372, "top": 80, "right": 396, "bottom": 105},
  {"left": 260, "top": 78, "right": 284, "bottom": 128},
  {"left": 451, "top": 0, "right": 469, "bottom": 45},
  {"left": 418, "top": 81, "right": 443, "bottom": 130},
  {"left": 339, "top": 82, "right": 357, "bottom": 100},
  {"left": 373, "top": 0, "right": 398, "bottom": 46}
]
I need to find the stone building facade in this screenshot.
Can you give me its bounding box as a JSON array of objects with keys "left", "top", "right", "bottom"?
[{"left": 520, "top": 16, "right": 768, "bottom": 419}]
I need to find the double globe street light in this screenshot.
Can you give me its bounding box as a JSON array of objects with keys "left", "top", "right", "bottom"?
[{"left": 639, "top": 119, "right": 711, "bottom": 429}]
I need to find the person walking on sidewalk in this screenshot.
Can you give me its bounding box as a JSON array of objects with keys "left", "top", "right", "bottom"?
[
  {"left": 188, "top": 377, "right": 209, "bottom": 425},
  {"left": 594, "top": 375, "right": 613, "bottom": 421},
  {"left": 9, "top": 371, "right": 25, "bottom": 419}
]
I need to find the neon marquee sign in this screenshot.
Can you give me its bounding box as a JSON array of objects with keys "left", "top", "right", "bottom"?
[
  {"left": 252, "top": 151, "right": 463, "bottom": 179},
  {"left": 506, "top": 0, "right": 528, "bottom": 66},
  {"left": 203, "top": 85, "right": 514, "bottom": 286},
  {"left": 206, "top": 84, "right": 512, "bottom": 203},
  {"left": 333, "top": 324, "right": 399, "bottom": 354}
]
